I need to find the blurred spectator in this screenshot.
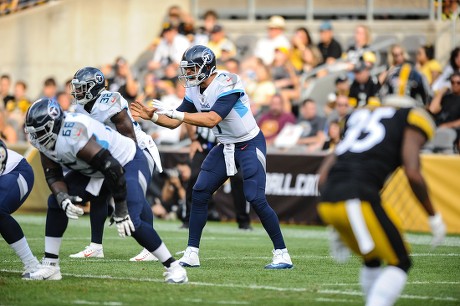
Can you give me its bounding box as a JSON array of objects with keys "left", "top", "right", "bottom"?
[
  {"left": 207, "top": 24, "right": 237, "bottom": 68},
  {"left": 147, "top": 23, "right": 190, "bottom": 76},
  {"left": 349, "top": 60, "right": 381, "bottom": 108},
  {"left": 253, "top": 15, "right": 290, "bottom": 66},
  {"left": 136, "top": 72, "right": 160, "bottom": 104},
  {"left": 379, "top": 44, "right": 412, "bottom": 85},
  {"left": 289, "top": 27, "right": 320, "bottom": 74},
  {"left": 317, "top": 21, "right": 342, "bottom": 65},
  {"left": 41, "top": 77, "right": 57, "bottom": 100},
  {"left": 0, "top": 74, "right": 14, "bottom": 110},
  {"left": 271, "top": 47, "right": 299, "bottom": 113},
  {"left": 326, "top": 94, "right": 352, "bottom": 125},
  {"left": 160, "top": 162, "right": 191, "bottom": 220},
  {"left": 56, "top": 91, "right": 74, "bottom": 112},
  {"left": 194, "top": 9, "right": 219, "bottom": 46},
  {"left": 322, "top": 120, "right": 341, "bottom": 152},
  {"left": 106, "top": 56, "right": 139, "bottom": 102},
  {"left": 257, "top": 94, "right": 296, "bottom": 145},
  {"left": 0, "top": 109, "right": 17, "bottom": 143},
  {"left": 224, "top": 58, "right": 241, "bottom": 75},
  {"left": 428, "top": 71, "right": 460, "bottom": 149},
  {"left": 163, "top": 5, "right": 195, "bottom": 38},
  {"left": 345, "top": 24, "right": 373, "bottom": 66},
  {"left": 296, "top": 98, "right": 327, "bottom": 152},
  {"left": 380, "top": 62, "right": 432, "bottom": 106},
  {"left": 432, "top": 47, "right": 460, "bottom": 92},
  {"left": 8, "top": 80, "right": 30, "bottom": 114},
  {"left": 245, "top": 58, "right": 277, "bottom": 116},
  {"left": 442, "top": 0, "right": 460, "bottom": 20},
  {"left": 416, "top": 44, "right": 442, "bottom": 86},
  {"left": 324, "top": 75, "right": 350, "bottom": 117}
]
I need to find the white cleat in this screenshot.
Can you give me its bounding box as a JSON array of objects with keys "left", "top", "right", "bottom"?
[
  {"left": 22, "top": 257, "right": 40, "bottom": 277},
  {"left": 22, "top": 258, "right": 62, "bottom": 280},
  {"left": 264, "top": 249, "right": 294, "bottom": 269},
  {"left": 178, "top": 246, "right": 200, "bottom": 267},
  {"left": 163, "top": 261, "right": 188, "bottom": 284},
  {"left": 69, "top": 245, "right": 104, "bottom": 258},
  {"left": 129, "top": 248, "right": 159, "bottom": 262}
]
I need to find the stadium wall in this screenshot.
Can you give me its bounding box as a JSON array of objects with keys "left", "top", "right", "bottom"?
[{"left": 0, "top": 0, "right": 189, "bottom": 99}]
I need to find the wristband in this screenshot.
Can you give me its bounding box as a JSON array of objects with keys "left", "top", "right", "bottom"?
[
  {"left": 151, "top": 112, "right": 159, "bottom": 123},
  {"left": 172, "top": 110, "right": 185, "bottom": 121}
]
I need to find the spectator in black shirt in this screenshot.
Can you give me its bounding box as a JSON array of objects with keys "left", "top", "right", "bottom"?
[
  {"left": 317, "top": 21, "right": 342, "bottom": 65},
  {"left": 349, "top": 61, "right": 381, "bottom": 108}
]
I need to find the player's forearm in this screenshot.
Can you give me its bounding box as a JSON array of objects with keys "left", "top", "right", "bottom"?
[
  {"left": 182, "top": 112, "right": 221, "bottom": 128},
  {"left": 405, "top": 169, "right": 435, "bottom": 216},
  {"left": 155, "top": 114, "right": 182, "bottom": 129}
]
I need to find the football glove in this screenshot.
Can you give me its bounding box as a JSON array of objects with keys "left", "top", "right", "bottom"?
[
  {"left": 328, "top": 226, "right": 351, "bottom": 263},
  {"left": 110, "top": 214, "right": 135, "bottom": 238},
  {"left": 56, "top": 192, "right": 84, "bottom": 220},
  {"left": 110, "top": 199, "right": 135, "bottom": 238},
  {"left": 152, "top": 99, "right": 184, "bottom": 121},
  {"left": 428, "top": 213, "right": 446, "bottom": 248}
]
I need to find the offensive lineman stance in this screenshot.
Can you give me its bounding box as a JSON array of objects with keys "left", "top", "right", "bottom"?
[
  {"left": 70, "top": 66, "right": 162, "bottom": 262},
  {"left": 23, "top": 98, "right": 187, "bottom": 283},
  {"left": 0, "top": 139, "right": 38, "bottom": 276}
]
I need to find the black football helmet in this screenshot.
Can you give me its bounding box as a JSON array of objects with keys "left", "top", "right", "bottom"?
[
  {"left": 71, "top": 67, "right": 106, "bottom": 105},
  {"left": 0, "top": 139, "right": 7, "bottom": 175},
  {"left": 24, "top": 98, "right": 64, "bottom": 151},
  {"left": 178, "top": 45, "right": 216, "bottom": 87}
]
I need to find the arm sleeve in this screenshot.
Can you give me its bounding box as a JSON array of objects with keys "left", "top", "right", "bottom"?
[
  {"left": 177, "top": 97, "right": 198, "bottom": 113},
  {"left": 210, "top": 92, "right": 241, "bottom": 119}
]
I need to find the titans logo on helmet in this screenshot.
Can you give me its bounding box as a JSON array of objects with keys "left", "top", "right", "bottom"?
[
  {"left": 48, "top": 102, "right": 61, "bottom": 119},
  {"left": 202, "top": 50, "right": 212, "bottom": 64},
  {"left": 95, "top": 72, "right": 104, "bottom": 84}
]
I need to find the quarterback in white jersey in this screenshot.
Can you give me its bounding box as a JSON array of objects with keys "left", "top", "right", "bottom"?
[
  {"left": 0, "top": 139, "right": 39, "bottom": 277},
  {"left": 22, "top": 98, "right": 187, "bottom": 283},
  {"left": 130, "top": 45, "right": 293, "bottom": 270},
  {"left": 70, "top": 66, "right": 161, "bottom": 261}
]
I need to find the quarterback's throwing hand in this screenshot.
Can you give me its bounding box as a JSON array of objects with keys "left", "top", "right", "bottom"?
[{"left": 152, "top": 99, "right": 184, "bottom": 121}]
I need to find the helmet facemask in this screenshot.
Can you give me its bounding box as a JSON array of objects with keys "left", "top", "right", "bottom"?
[
  {"left": 25, "top": 120, "right": 59, "bottom": 151},
  {"left": 179, "top": 61, "right": 208, "bottom": 88},
  {"left": 70, "top": 79, "right": 96, "bottom": 105}
]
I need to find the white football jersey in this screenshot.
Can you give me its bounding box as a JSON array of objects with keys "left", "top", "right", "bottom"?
[
  {"left": 184, "top": 71, "right": 259, "bottom": 144},
  {"left": 75, "top": 90, "right": 162, "bottom": 172},
  {"left": 40, "top": 112, "right": 136, "bottom": 177},
  {"left": 2, "top": 149, "right": 24, "bottom": 175}
]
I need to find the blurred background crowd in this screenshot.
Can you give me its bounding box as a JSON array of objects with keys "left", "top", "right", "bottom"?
[{"left": 1, "top": 0, "right": 460, "bottom": 220}]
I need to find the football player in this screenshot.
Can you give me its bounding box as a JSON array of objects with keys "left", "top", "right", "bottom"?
[
  {"left": 0, "top": 139, "right": 39, "bottom": 276},
  {"left": 22, "top": 98, "right": 187, "bottom": 283},
  {"left": 70, "top": 67, "right": 162, "bottom": 262},
  {"left": 316, "top": 97, "right": 446, "bottom": 306},
  {"left": 130, "top": 45, "right": 293, "bottom": 269}
]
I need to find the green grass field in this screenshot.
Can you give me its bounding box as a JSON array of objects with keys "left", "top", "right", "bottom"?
[{"left": 1, "top": 214, "right": 459, "bottom": 306}]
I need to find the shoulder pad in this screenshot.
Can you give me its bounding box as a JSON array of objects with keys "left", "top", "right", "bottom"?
[{"left": 407, "top": 107, "right": 435, "bottom": 141}]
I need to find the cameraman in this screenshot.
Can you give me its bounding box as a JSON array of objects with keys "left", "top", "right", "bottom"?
[{"left": 160, "top": 164, "right": 190, "bottom": 220}]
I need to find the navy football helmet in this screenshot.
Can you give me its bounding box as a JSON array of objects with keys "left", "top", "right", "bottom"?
[
  {"left": 0, "top": 139, "right": 7, "bottom": 175},
  {"left": 24, "top": 98, "right": 64, "bottom": 151},
  {"left": 178, "top": 45, "right": 216, "bottom": 87},
  {"left": 71, "top": 67, "right": 106, "bottom": 105}
]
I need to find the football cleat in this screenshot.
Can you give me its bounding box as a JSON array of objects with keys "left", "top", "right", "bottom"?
[
  {"left": 264, "top": 249, "right": 294, "bottom": 269},
  {"left": 69, "top": 244, "right": 104, "bottom": 258},
  {"left": 129, "top": 248, "right": 159, "bottom": 262},
  {"left": 22, "top": 257, "right": 40, "bottom": 277},
  {"left": 23, "top": 258, "right": 62, "bottom": 280},
  {"left": 178, "top": 246, "right": 200, "bottom": 267},
  {"left": 163, "top": 261, "right": 188, "bottom": 284}
]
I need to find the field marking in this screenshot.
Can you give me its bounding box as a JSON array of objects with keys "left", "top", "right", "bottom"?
[
  {"left": 1, "top": 269, "right": 458, "bottom": 303},
  {"left": 72, "top": 301, "right": 122, "bottom": 305},
  {"left": 184, "top": 298, "right": 250, "bottom": 305}
]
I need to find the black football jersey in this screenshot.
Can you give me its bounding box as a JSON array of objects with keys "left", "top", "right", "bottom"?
[{"left": 321, "top": 106, "right": 435, "bottom": 203}]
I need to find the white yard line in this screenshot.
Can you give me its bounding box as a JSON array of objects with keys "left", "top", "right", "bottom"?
[{"left": 1, "top": 268, "right": 458, "bottom": 303}]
